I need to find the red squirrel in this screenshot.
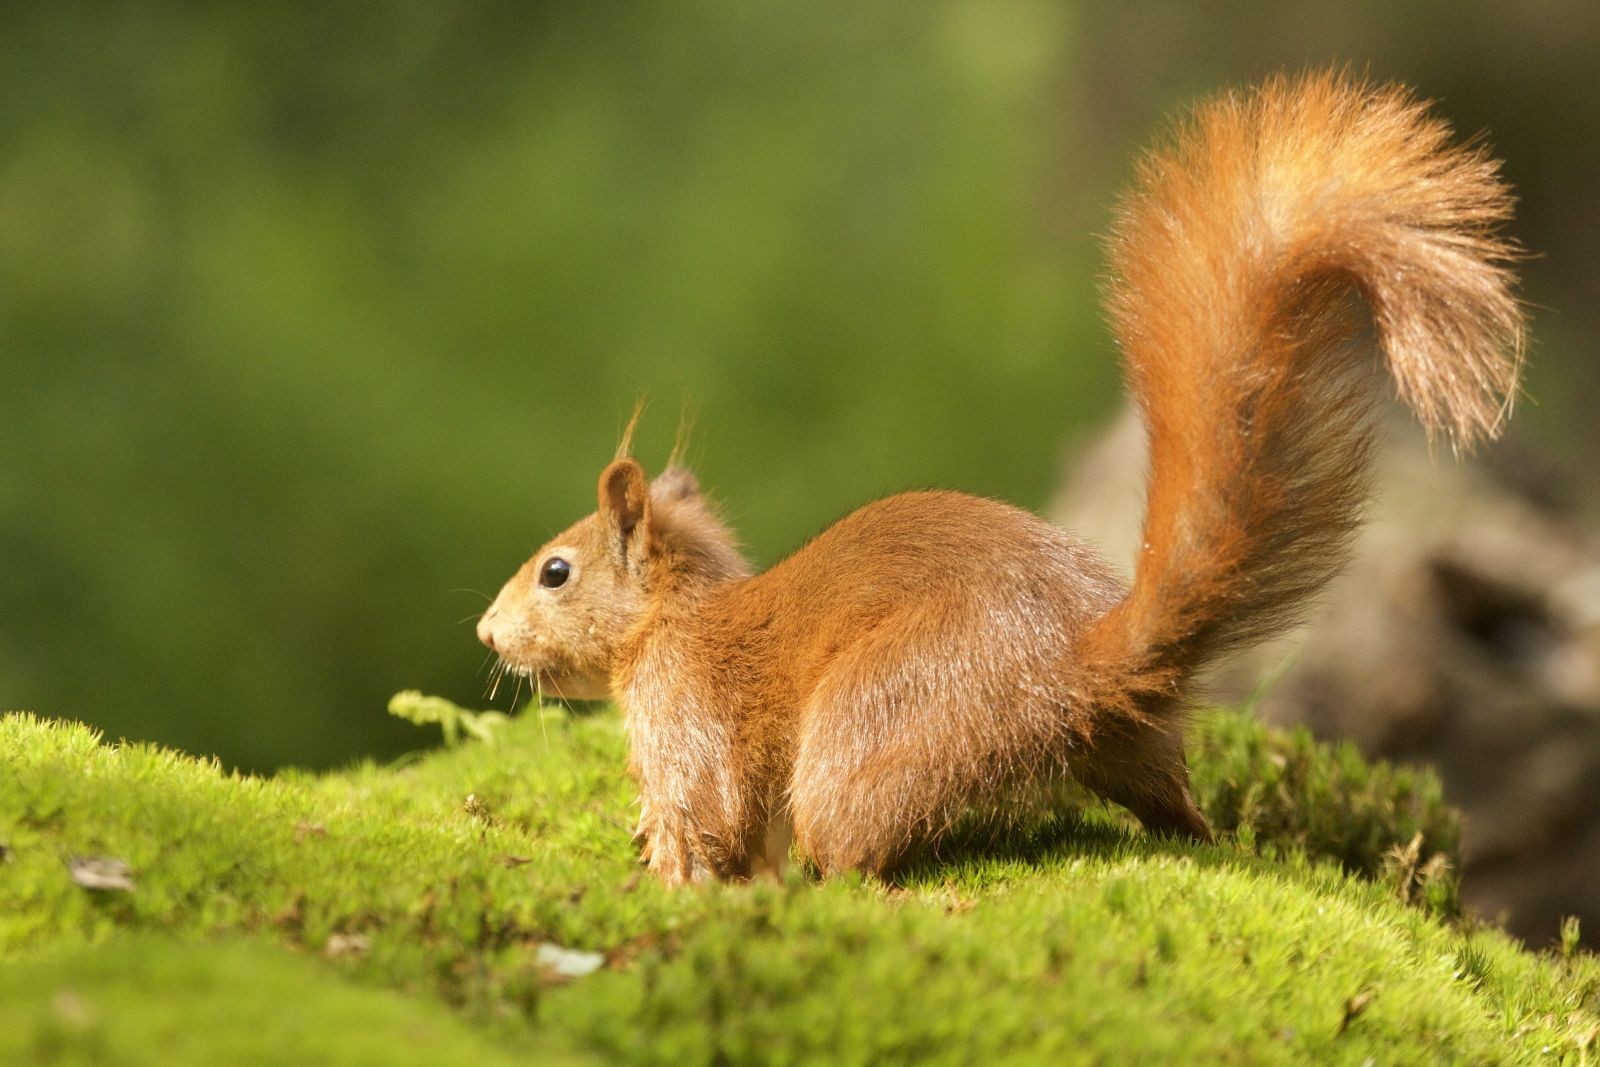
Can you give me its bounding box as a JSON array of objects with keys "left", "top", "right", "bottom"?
[{"left": 477, "top": 72, "right": 1525, "bottom": 884}]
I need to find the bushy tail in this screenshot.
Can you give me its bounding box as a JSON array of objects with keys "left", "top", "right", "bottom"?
[{"left": 1074, "top": 71, "right": 1525, "bottom": 738}]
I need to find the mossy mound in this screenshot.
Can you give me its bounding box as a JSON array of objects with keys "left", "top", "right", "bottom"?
[
  {"left": 2, "top": 706, "right": 1596, "bottom": 1064},
  {"left": 0, "top": 934, "right": 593, "bottom": 1066}
]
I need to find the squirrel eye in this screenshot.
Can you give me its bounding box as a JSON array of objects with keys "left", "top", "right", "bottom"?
[{"left": 538, "top": 557, "right": 571, "bottom": 589}]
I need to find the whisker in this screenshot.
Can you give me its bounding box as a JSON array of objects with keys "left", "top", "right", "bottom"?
[
  {"left": 484, "top": 658, "right": 506, "bottom": 700},
  {"left": 448, "top": 588, "right": 494, "bottom": 604},
  {"left": 536, "top": 675, "right": 550, "bottom": 750}
]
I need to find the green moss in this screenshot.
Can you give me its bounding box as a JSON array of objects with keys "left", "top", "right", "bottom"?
[
  {"left": 1, "top": 935, "right": 592, "bottom": 1066},
  {"left": 1189, "top": 709, "right": 1463, "bottom": 917},
  {"left": 2, "top": 706, "right": 1596, "bottom": 1065}
]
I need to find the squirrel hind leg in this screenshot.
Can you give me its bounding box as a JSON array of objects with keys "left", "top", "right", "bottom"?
[
  {"left": 789, "top": 676, "right": 1059, "bottom": 875},
  {"left": 788, "top": 712, "right": 948, "bottom": 876},
  {"left": 789, "top": 773, "right": 922, "bottom": 878},
  {"left": 1071, "top": 718, "right": 1212, "bottom": 843},
  {"left": 788, "top": 670, "right": 986, "bottom": 877}
]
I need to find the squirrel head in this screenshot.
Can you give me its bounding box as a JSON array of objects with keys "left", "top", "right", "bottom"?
[{"left": 476, "top": 457, "right": 749, "bottom": 701}]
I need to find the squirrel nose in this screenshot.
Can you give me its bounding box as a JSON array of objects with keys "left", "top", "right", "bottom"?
[{"left": 477, "top": 610, "right": 499, "bottom": 652}]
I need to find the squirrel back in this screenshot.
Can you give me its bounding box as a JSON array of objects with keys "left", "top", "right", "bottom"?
[{"left": 477, "top": 72, "right": 1526, "bottom": 880}]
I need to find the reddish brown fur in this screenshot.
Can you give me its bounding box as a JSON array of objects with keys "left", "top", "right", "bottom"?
[{"left": 478, "top": 72, "right": 1525, "bottom": 883}]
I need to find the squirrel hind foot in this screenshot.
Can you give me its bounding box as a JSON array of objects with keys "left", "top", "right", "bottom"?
[
  {"left": 1072, "top": 722, "right": 1213, "bottom": 843},
  {"left": 1127, "top": 790, "right": 1212, "bottom": 843},
  {"left": 1092, "top": 773, "right": 1212, "bottom": 843}
]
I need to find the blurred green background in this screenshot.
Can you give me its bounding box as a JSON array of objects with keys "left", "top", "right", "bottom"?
[{"left": 3, "top": 1, "right": 1597, "bottom": 771}]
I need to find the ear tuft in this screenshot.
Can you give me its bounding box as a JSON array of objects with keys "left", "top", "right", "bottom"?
[
  {"left": 651, "top": 467, "right": 701, "bottom": 503},
  {"left": 614, "top": 400, "right": 646, "bottom": 462},
  {"left": 599, "top": 458, "right": 650, "bottom": 538}
]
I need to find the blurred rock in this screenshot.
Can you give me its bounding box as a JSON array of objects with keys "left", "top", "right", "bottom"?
[{"left": 1052, "top": 404, "right": 1600, "bottom": 947}]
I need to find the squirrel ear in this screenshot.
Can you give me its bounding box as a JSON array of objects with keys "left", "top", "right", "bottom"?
[
  {"left": 651, "top": 467, "right": 701, "bottom": 503},
  {"left": 599, "top": 458, "right": 650, "bottom": 549}
]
